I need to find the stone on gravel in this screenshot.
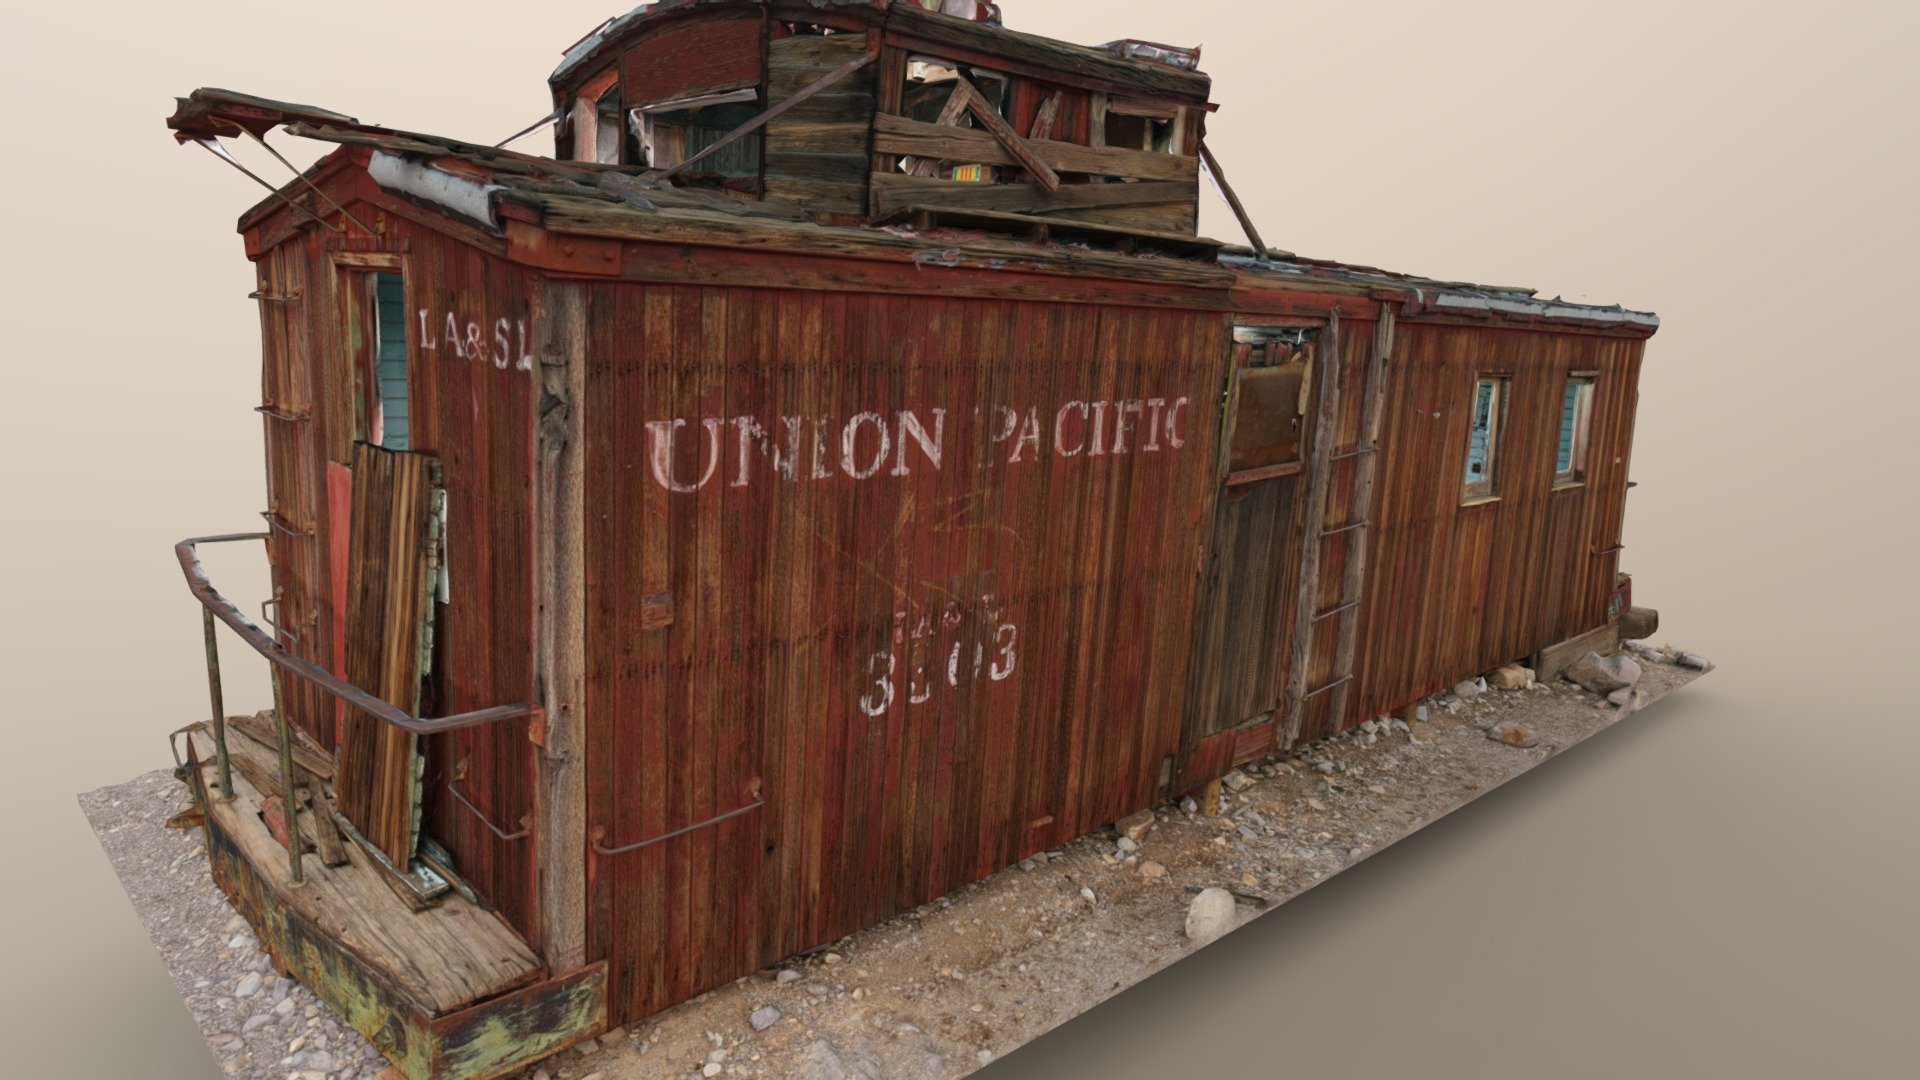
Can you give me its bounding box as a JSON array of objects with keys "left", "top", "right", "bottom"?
[
  {"left": 1486, "top": 664, "right": 1530, "bottom": 691},
  {"left": 750, "top": 1004, "right": 784, "bottom": 1031},
  {"left": 776, "top": 968, "right": 802, "bottom": 984},
  {"left": 1453, "top": 677, "right": 1487, "bottom": 698},
  {"left": 1564, "top": 651, "right": 1641, "bottom": 694},
  {"left": 1185, "top": 887, "right": 1238, "bottom": 945},
  {"left": 1139, "top": 860, "right": 1166, "bottom": 878},
  {"left": 1115, "top": 836, "right": 1137, "bottom": 854},
  {"left": 1675, "top": 651, "right": 1714, "bottom": 671},
  {"left": 1221, "top": 769, "right": 1255, "bottom": 792},
  {"left": 1607, "top": 687, "right": 1634, "bottom": 706},
  {"left": 1116, "top": 809, "right": 1155, "bottom": 843},
  {"left": 234, "top": 972, "right": 261, "bottom": 998},
  {"left": 1487, "top": 720, "right": 1538, "bottom": 748}
]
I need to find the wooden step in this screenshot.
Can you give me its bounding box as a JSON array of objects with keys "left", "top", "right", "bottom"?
[{"left": 185, "top": 728, "right": 606, "bottom": 1079}]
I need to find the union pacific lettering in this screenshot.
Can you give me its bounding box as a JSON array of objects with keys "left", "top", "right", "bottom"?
[{"left": 644, "top": 397, "right": 1191, "bottom": 493}]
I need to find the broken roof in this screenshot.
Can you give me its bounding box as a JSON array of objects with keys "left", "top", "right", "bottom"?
[{"left": 165, "top": 88, "right": 1657, "bottom": 333}]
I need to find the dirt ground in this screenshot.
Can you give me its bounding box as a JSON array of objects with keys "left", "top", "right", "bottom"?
[{"left": 83, "top": 645, "right": 1706, "bottom": 1080}]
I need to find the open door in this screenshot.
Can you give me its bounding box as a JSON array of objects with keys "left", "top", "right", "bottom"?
[
  {"left": 1180, "top": 325, "right": 1318, "bottom": 776},
  {"left": 334, "top": 441, "right": 444, "bottom": 868}
]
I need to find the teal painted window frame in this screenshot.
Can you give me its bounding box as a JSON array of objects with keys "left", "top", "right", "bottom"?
[
  {"left": 1462, "top": 374, "right": 1510, "bottom": 502},
  {"left": 1554, "top": 374, "right": 1597, "bottom": 487}
]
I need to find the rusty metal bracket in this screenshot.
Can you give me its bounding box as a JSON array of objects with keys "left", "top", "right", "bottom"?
[
  {"left": 1311, "top": 600, "right": 1360, "bottom": 622},
  {"left": 1593, "top": 544, "right": 1626, "bottom": 556},
  {"left": 445, "top": 778, "right": 532, "bottom": 843}
]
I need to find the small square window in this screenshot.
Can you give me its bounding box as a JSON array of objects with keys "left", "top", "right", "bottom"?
[
  {"left": 1555, "top": 375, "right": 1597, "bottom": 486},
  {"left": 1463, "top": 375, "right": 1510, "bottom": 501}
]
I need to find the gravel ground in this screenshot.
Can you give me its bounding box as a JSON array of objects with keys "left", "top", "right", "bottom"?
[{"left": 84, "top": 644, "right": 1706, "bottom": 1080}]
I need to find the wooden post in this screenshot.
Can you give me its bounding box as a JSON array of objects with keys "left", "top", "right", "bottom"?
[
  {"left": 1198, "top": 141, "right": 1268, "bottom": 259},
  {"left": 1324, "top": 305, "right": 1396, "bottom": 729},
  {"left": 1282, "top": 311, "right": 1344, "bottom": 748},
  {"left": 533, "top": 281, "right": 588, "bottom": 972}
]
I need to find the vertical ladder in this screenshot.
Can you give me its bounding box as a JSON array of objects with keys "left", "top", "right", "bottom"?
[{"left": 1282, "top": 303, "right": 1397, "bottom": 747}]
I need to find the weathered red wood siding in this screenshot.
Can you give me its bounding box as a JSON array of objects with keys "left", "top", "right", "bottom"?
[
  {"left": 581, "top": 281, "right": 1227, "bottom": 1021},
  {"left": 247, "top": 187, "right": 541, "bottom": 940},
  {"left": 619, "top": 12, "right": 765, "bottom": 104},
  {"left": 1333, "top": 320, "right": 1645, "bottom": 737}
]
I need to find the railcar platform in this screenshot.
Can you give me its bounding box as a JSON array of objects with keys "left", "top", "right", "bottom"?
[{"left": 180, "top": 725, "right": 606, "bottom": 1079}]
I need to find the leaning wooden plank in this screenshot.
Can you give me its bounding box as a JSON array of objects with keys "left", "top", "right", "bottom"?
[
  {"left": 873, "top": 113, "right": 1199, "bottom": 182},
  {"left": 231, "top": 710, "right": 333, "bottom": 780},
  {"left": 1198, "top": 140, "right": 1267, "bottom": 258},
  {"left": 909, "top": 82, "right": 974, "bottom": 178},
  {"left": 336, "top": 443, "right": 439, "bottom": 867},
  {"left": 1030, "top": 91, "right": 1064, "bottom": 141},
  {"left": 665, "top": 52, "right": 875, "bottom": 179},
  {"left": 951, "top": 74, "right": 1061, "bottom": 191},
  {"left": 870, "top": 172, "right": 1192, "bottom": 216}
]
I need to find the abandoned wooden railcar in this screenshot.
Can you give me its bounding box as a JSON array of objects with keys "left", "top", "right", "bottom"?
[{"left": 163, "top": 3, "right": 1657, "bottom": 1076}]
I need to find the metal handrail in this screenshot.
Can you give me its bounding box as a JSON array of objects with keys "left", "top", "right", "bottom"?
[
  {"left": 177, "top": 532, "right": 542, "bottom": 737},
  {"left": 178, "top": 531, "right": 542, "bottom": 887}
]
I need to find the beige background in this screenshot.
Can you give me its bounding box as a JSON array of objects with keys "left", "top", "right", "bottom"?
[{"left": 2, "top": 1, "right": 1914, "bottom": 1075}]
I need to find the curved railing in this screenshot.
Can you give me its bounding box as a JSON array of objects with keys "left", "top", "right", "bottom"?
[{"left": 177, "top": 532, "right": 541, "bottom": 885}]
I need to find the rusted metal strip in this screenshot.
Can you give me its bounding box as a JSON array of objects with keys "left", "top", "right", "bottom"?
[
  {"left": 245, "top": 130, "right": 377, "bottom": 236},
  {"left": 1223, "top": 460, "right": 1305, "bottom": 487},
  {"left": 591, "top": 798, "right": 766, "bottom": 856},
  {"left": 1320, "top": 519, "right": 1370, "bottom": 538},
  {"left": 664, "top": 52, "right": 875, "bottom": 179},
  {"left": 1593, "top": 544, "right": 1626, "bottom": 556},
  {"left": 1302, "top": 675, "right": 1353, "bottom": 700},
  {"left": 191, "top": 137, "right": 343, "bottom": 233},
  {"left": 1312, "top": 600, "right": 1360, "bottom": 622},
  {"left": 176, "top": 534, "right": 540, "bottom": 737},
  {"left": 1328, "top": 447, "right": 1375, "bottom": 463},
  {"left": 445, "top": 779, "right": 532, "bottom": 843}
]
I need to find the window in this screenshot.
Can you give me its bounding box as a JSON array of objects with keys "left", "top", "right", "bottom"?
[
  {"left": 1555, "top": 375, "right": 1597, "bottom": 486},
  {"left": 1462, "top": 375, "right": 1509, "bottom": 501},
  {"left": 370, "top": 273, "right": 409, "bottom": 451},
  {"left": 1102, "top": 98, "right": 1181, "bottom": 154},
  {"left": 897, "top": 57, "right": 1012, "bottom": 181},
  {"left": 1226, "top": 326, "right": 1313, "bottom": 476},
  {"left": 638, "top": 89, "right": 761, "bottom": 179}
]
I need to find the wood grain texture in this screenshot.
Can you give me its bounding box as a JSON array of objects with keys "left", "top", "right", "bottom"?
[
  {"left": 582, "top": 282, "right": 1226, "bottom": 1022},
  {"left": 533, "top": 282, "right": 589, "bottom": 971},
  {"left": 335, "top": 442, "right": 439, "bottom": 866}
]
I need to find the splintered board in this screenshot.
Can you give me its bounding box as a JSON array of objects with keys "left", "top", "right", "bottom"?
[{"left": 335, "top": 442, "right": 442, "bottom": 867}]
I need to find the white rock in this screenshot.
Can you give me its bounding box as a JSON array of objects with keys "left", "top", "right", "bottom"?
[
  {"left": 775, "top": 969, "right": 802, "bottom": 984},
  {"left": 1115, "top": 836, "right": 1137, "bottom": 854},
  {"left": 1675, "top": 651, "right": 1714, "bottom": 671},
  {"left": 1185, "top": 887, "right": 1238, "bottom": 945},
  {"left": 1452, "top": 677, "right": 1487, "bottom": 698},
  {"left": 234, "top": 973, "right": 262, "bottom": 999},
  {"left": 749, "top": 1004, "right": 783, "bottom": 1031}
]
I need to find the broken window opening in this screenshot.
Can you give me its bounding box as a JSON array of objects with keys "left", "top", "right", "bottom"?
[
  {"left": 1103, "top": 99, "right": 1181, "bottom": 159},
  {"left": 369, "top": 272, "right": 410, "bottom": 452},
  {"left": 899, "top": 58, "right": 1013, "bottom": 182},
  {"left": 1555, "top": 374, "right": 1597, "bottom": 486},
  {"left": 637, "top": 89, "right": 762, "bottom": 180},
  {"left": 1226, "top": 326, "right": 1315, "bottom": 476},
  {"left": 1463, "top": 375, "right": 1510, "bottom": 501}
]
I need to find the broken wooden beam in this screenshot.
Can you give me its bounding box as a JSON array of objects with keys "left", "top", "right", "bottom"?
[
  {"left": 1198, "top": 140, "right": 1268, "bottom": 259},
  {"left": 950, "top": 74, "right": 1061, "bottom": 191},
  {"left": 666, "top": 51, "right": 875, "bottom": 179}
]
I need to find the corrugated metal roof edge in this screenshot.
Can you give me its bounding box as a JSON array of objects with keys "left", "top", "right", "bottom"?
[{"left": 1219, "top": 250, "right": 1660, "bottom": 333}]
